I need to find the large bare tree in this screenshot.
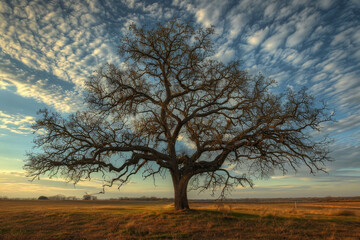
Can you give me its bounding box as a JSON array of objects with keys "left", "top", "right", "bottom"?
[{"left": 25, "top": 20, "right": 331, "bottom": 210}]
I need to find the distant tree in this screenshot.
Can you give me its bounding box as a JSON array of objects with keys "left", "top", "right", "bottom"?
[
  {"left": 25, "top": 20, "right": 332, "bottom": 210},
  {"left": 38, "top": 196, "right": 48, "bottom": 200},
  {"left": 66, "top": 196, "right": 77, "bottom": 200},
  {"left": 48, "top": 194, "right": 66, "bottom": 200},
  {"left": 83, "top": 192, "right": 98, "bottom": 200},
  {"left": 83, "top": 194, "right": 92, "bottom": 201},
  {"left": 83, "top": 194, "right": 97, "bottom": 201}
]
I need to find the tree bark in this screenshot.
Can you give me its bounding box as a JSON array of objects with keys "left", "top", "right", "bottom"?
[{"left": 171, "top": 172, "right": 191, "bottom": 210}]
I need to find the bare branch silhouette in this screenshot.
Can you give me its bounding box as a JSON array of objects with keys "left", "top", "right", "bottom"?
[{"left": 25, "top": 19, "right": 332, "bottom": 210}]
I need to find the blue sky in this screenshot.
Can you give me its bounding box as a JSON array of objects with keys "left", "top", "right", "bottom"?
[{"left": 0, "top": 0, "right": 359, "bottom": 199}]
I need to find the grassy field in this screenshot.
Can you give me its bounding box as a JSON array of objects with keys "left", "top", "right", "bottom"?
[{"left": 0, "top": 199, "right": 359, "bottom": 239}]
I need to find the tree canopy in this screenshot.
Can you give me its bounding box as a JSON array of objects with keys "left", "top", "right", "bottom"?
[{"left": 25, "top": 20, "right": 332, "bottom": 210}]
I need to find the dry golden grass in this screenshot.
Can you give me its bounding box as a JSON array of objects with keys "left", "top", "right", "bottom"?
[{"left": 0, "top": 199, "right": 359, "bottom": 239}]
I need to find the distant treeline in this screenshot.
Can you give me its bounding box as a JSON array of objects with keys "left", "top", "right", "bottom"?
[
  {"left": 38, "top": 195, "right": 77, "bottom": 200},
  {"left": 190, "top": 196, "right": 360, "bottom": 203},
  {"left": 109, "top": 196, "right": 174, "bottom": 201},
  {"left": 0, "top": 195, "right": 174, "bottom": 201},
  {"left": 0, "top": 195, "right": 77, "bottom": 200},
  {"left": 1, "top": 195, "right": 359, "bottom": 202}
]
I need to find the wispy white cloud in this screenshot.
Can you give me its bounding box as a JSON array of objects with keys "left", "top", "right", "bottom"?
[
  {"left": 194, "top": 2, "right": 227, "bottom": 27},
  {"left": 311, "top": 41, "right": 323, "bottom": 53},
  {"left": 0, "top": 1, "right": 11, "bottom": 13},
  {"left": 264, "top": 2, "right": 278, "bottom": 19},
  {"left": 248, "top": 27, "right": 269, "bottom": 46},
  {"left": 286, "top": 11, "right": 319, "bottom": 48},
  {"left": 351, "top": 0, "right": 360, "bottom": 7},
  {"left": 275, "top": 5, "right": 293, "bottom": 21},
  {"left": 262, "top": 25, "right": 291, "bottom": 52},
  {"left": 213, "top": 45, "right": 235, "bottom": 63},
  {"left": 121, "top": 0, "right": 137, "bottom": 9},
  {"left": 0, "top": 56, "right": 82, "bottom": 113},
  {"left": 311, "top": 72, "right": 327, "bottom": 82},
  {"left": 331, "top": 27, "right": 354, "bottom": 46},
  {"left": 317, "top": 0, "right": 335, "bottom": 10},
  {"left": 0, "top": 0, "right": 127, "bottom": 112},
  {"left": 302, "top": 59, "right": 318, "bottom": 69},
  {"left": 226, "top": 12, "right": 247, "bottom": 41},
  {"left": 0, "top": 110, "right": 35, "bottom": 134},
  {"left": 330, "top": 119, "right": 360, "bottom": 138},
  {"left": 271, "top": 175, "right": 291, "bottom": 180}
]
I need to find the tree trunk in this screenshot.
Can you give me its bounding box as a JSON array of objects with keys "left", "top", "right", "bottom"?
[{"left": 171, "top": 173, "right": 191, "bottom": 210}]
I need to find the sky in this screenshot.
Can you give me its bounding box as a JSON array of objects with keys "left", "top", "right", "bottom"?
[{"left": 0, "top": 0, "right": 359, "bottom": 199}]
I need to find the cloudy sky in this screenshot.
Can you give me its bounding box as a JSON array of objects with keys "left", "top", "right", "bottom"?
[{"left": 0, "top": 0, "right": 359, "bottom": 199}]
